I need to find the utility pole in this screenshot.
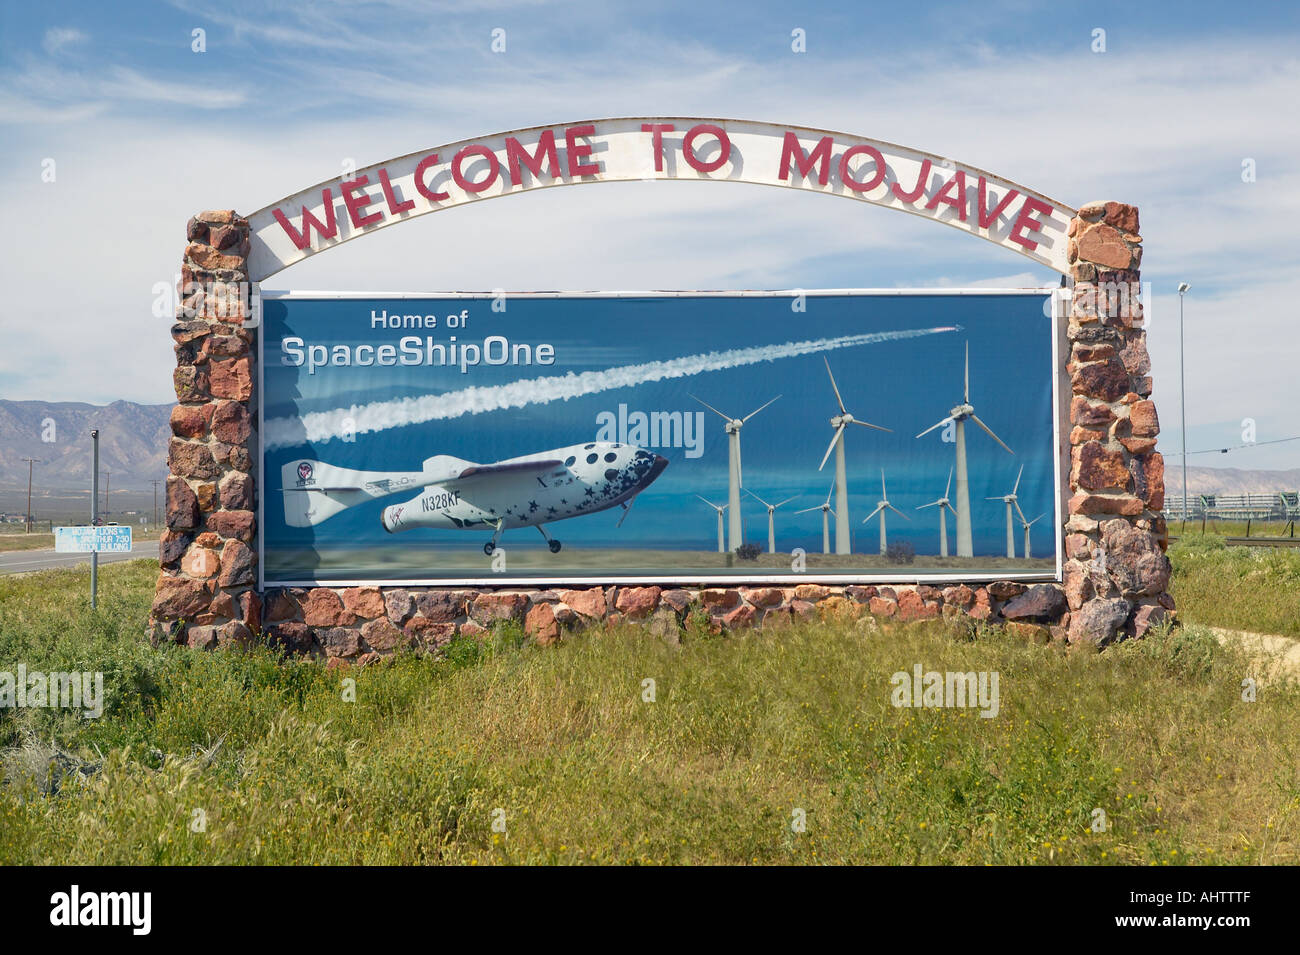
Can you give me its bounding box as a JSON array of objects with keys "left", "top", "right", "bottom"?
[
  {"left": 151, "top": 478, "right": 161, "bottom": 529},
  {"left": 91, "top": 430, "right": 99, "bottom": 609},
  {"left": 21, "top": 457, "right": 39, "bottom": 533},
  {"left": 1178, "top": 283, "right": 1190, "bottom": 530},
  {"left": 102, "top": 467, "right": 111, "bottom": 522}
]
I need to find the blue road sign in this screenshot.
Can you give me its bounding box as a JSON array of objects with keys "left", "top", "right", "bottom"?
[{"left": 55, "top": 525, "right": 133, "bottom": 553}]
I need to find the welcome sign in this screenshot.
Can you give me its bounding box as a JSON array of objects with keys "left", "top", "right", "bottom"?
[
  {"left": 247, "top": 119, "right": 1074, "bottom": 280},
  {"left": 259, "top": 289, "right": 1062, "bottom": 586}
]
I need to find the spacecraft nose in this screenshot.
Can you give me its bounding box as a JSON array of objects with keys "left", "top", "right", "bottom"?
[{"left": 646, "top": 454, "right": 669, "bottom": 483}]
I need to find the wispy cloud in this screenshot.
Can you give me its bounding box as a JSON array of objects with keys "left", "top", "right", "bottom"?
[{"left": 42, "top": 27, "right": 88, "bottom": 56}]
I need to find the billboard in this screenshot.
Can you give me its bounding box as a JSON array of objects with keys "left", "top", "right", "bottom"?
[{"left": 259, "top": 290, "right": 1063, "bottom": 585}]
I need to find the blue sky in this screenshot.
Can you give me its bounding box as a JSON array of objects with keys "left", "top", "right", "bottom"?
[{"left": 2, "top": 0, "right": 1297, "bottom": 470}]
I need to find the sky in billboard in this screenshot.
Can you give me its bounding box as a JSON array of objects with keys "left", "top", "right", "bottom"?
[{"left": 261, "top": 291, "right": 1056, "bottom": 583}]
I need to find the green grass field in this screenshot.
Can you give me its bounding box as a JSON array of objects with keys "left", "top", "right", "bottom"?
[{"left": 1, "top": 540, "right": 1297, "bottom": 865}]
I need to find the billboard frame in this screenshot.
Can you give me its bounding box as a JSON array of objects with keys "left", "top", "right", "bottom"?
[{"left": 256, "top": 287, "right": 1067, "bottom": 590}]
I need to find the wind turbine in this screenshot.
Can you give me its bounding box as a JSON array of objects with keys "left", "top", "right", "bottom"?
[
  {"left": 916, "top": 466, "right": 956, "bottom": 558},
  {"left": 862, "top": 469, "right": 910, "bottom": 556},
  {"left": 795, "top": 480, "right": 837, "bottom": 555},
  {"left": 691, "top": 393, "right": 781, "bottom": 551},
  {"left": 1019, "top": 510, "right": 1046, "bottom": 559},
  {"left": 744, "top": 488, "right": 798, "bottom": 554},
  {"left": 695, "top": 495, "right": 729, "bottom": 553},
  {"left": 986, "top": 465, "right": 1024, "bottom": 559},
  {"left": 817, "top": 357, "right": 891, "bottom": 555},
  {"left": 916, "top": 341, "right": 1013, "bottom": 557}
]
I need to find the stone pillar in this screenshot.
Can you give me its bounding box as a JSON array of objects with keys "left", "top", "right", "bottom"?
[
  {"left": 148, "top": 210, "right": 260, "bottom": 649},
  {"left": 1062, "top": 201, "right": 1174, "bottom": 646}
]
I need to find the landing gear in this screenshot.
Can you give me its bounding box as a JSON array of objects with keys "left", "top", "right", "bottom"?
[
  {"left": 537, "top": 524, "right": 562, "bottom": 554},
  {"left": 484, "top": 520, "right": 504, "bottom": 556}
]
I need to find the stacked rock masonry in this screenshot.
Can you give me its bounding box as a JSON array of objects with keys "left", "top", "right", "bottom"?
[{"left": 149, "top": 201, "right": 1173, "bottom": 657}]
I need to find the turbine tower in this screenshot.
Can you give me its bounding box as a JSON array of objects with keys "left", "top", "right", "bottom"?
[
  {"left": 795, "top": 480, "right": 837, "bottom": 555},
  {"left": 695, "top": 495, "right": 728, "bottom": 553},
  {"left": 744, "top": 488, "right": 798, "bottom": 554},
  {"left": 1019, "top": 511, "right": 1045, "bottom": 559},
  {"left": 987, "top": 465, "right": 1024, "bottom": 559},
  {"left": 817, "top": 357, "right": 891, "bottom": 555},
  {"left": 916, "top": 341, "right": 1013, "bottom": 558},
  {"left": 692, "top": 393, "right": 781, "bottom": 551},
  {"left": 916, "top": 466, "right": 956, "bottom": 558},
  {"left": 862, "top": 469, "right": 909, "bottom": 556}
]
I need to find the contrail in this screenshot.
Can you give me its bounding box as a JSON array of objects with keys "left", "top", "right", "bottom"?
[{"left": 264, "top": 326, "right": 959, "bottom": 450}]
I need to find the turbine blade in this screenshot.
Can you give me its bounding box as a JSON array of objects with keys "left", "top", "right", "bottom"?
[
  {"left": 970, "top": 414, "right": 1013, "bottom": 454},
  {"left": 794, "top": 505, "right": 821, "bottom": 515},
  {"left": 862, "top": 504, "right": 885, "bottom": 523},
  {"left": 689, "top": 393, "right": 732, "bottom": 422},
  {"left": 887, "top": 504, "right": 911, "bottom": 521},
  {"left": 742, "top": 394, "right": 782, "bottom": 422},
  {"left": 850, "top": 419, "right": 892, "bottom": 433},
  {"left": 774, "top": 496, "right": 798, "bottom": 509},
  {"left": 1027, "top": 513, "right": 1046, "bottom": 526},
  {"left": 818, "top": 424, "right": 844, "bottom": 471},
  {"left": 945, "top": 466, "right": 953, "bottom": 499},
  {"left": 823, "top": 357, "right": 847, "bottom": 414},
  {"left": 881, "top": 468, "right": 887, "bottom": 498},
  {"left": 1013, "top": 500, "right": 1028, "bottom": 525},
  {"left": 743, "top": 487, "right": 770, "bottom": 508},
  {"left": 964, "top": 341, "right": 970, "bottom": 403},
  {"left": 694, "top": 494, "right": 718, "bottom": 509},
  {"left": 826, "top": 478, "right": 837, "bottom": 505},
  {"left": 1013, "top": 464, "right": 1024, "bottom": 496},
  {"left": 917, "top": 501, "right": 940, "bottom": 510},
  {"left": 916, "top": 416, "right": 953, "bottom": 439}
]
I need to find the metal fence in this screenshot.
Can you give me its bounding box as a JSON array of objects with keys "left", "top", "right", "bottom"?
[{"left": 1163, "top": 491, "right": 1298, "bottom": 522}]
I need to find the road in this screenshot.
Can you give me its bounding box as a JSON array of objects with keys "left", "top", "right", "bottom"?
[{"left": 0, "top": 548, "right": 146, "bottom": 575}]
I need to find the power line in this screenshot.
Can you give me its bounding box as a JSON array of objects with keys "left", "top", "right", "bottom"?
[{"left": 1165, "top": 434, "right": 1300, "bottom": 457}]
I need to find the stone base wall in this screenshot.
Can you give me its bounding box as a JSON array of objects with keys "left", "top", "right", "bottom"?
[
  {"left": 240, "top": 581, "right": 1080, "bottom": 666},
  {"left": 149, "top": 199, "right": 1175, "bottom": 657}
]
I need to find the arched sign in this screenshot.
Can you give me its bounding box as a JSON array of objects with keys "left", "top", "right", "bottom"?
[{"left": 248, "top": 117, "right": 1076, "bottom": 281}]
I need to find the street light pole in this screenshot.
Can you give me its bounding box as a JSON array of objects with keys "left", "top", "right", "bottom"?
[
  {"left": 21, "top": 457, "right": 39, "bottom": 533},
  {"left": 1178, "top": 283, "right": 1190, "bottom": 529}
]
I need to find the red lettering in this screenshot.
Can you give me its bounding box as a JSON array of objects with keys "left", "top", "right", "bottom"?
[
  {"left": 682, "top": 124, "right": 730, "bottom": 173},
  {"left": 341, "top": 175, "right": 384, "bottom": 229},
  {"left": 452, "top": 145, "right": 500, "bottom": 194},
  {"left": 565, "top": 124, "right": 600, "bottom": 177},
  {"left": 272, "top": 189, "right": 338, "bottom": 250},
  {"left": 1009, "top": 196, "right": 1054, "bottom": 251},
  {"left": 779, "top": 132, "right": 833, "bottom": 186},
  {"left": 414, "top": 153, "right": 449, "bottom": 201},
  {"left": 377, "top": 167, "right": 415, "bottom": 215},
  {"left": 505, "top": 130, "right": 559, "bottom": 183},
  {"left": 641, "top": 123, "right": 675, "bottom": 172},
  {"left": 838, "top": 144, "right": 887, "bottom": 193},
  {"left": 976, "top": 176, "right": 1019, "bottom": 229},
  {"left": 924, "top": 170, "right": 967, "bottom": 220},
  {"left": 892, "top": 159, "right": 932, "bottom": 203}
]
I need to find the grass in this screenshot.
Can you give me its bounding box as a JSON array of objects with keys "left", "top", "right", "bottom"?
[
  {"left": 1, "top": 554, "right": 1298, "bottom": 865},
  {"left": 1167, "top": 533, "right": 1300, "bottom": 638}
]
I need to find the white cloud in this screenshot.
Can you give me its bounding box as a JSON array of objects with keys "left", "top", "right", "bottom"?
[{"left": 42, "top": 27, "right": 87, "bottom": 56}]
